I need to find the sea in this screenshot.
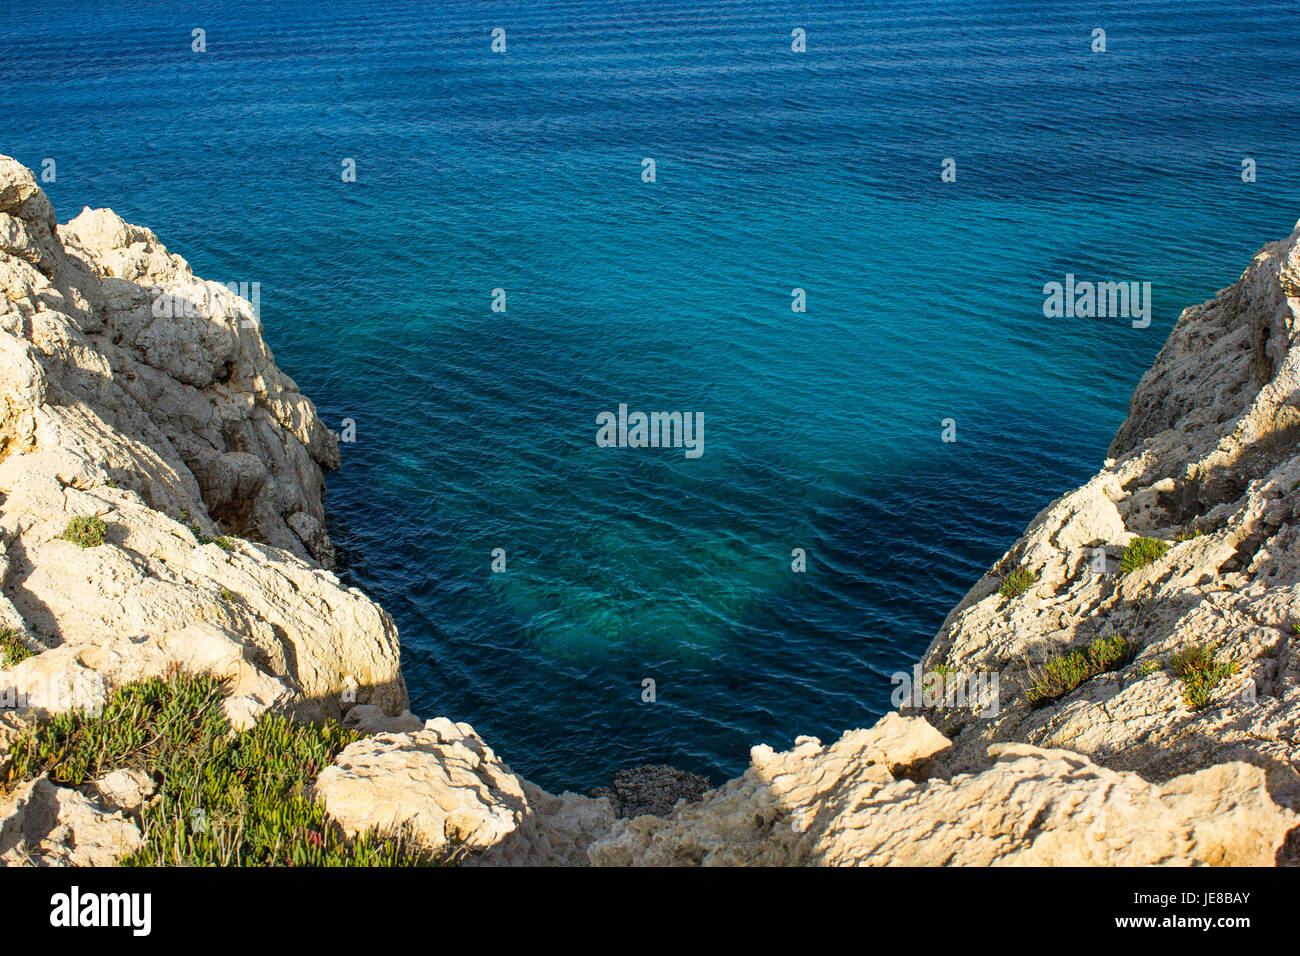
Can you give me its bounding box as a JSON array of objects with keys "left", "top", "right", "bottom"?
[{"left": 3, "top": 0, "right": 1298, "bottom": 789}]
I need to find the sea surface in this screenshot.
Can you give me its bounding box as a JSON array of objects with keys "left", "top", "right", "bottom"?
[{"left": 3, "top": 0, "right": 1298, "bottom": 790}]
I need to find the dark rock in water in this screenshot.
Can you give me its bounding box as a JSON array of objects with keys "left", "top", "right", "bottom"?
[{"left": 592, "top": 764, "right": 711, "bottom": 818}]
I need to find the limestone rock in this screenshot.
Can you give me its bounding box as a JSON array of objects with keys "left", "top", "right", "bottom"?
[
  {"left": 589, "top": 727, "right": 1295, "bottom": 866},
  {"left": 467, "top": 781, "right": 616, "bottom": 867},
  {"left": 914, "top": 218, "right": 1300, "bottom": 809},
  {"left": 341, "top": 703, "right": 424, "bottom": 736},
  {"left": 0, "top": 155, "right": 406, "bottom": 729},
  {"left": 0, "top": 775, "right": 144, "bottom": 866},
  {"left": 314, "top": 718, "right": 528, "bottom": 852},
  {"left": 90, "top": 769, "right": 155, "bottom": 816}
]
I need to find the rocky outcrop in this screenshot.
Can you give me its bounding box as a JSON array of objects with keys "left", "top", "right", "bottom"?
[
  {"left": 0, "top": 154, "right": 405, "bottom": 734},
  {"left": 913, "top": 219, "right": 1300, "bottom": 818},
  {"left": 591, "top": 764, "right": 711, "bottom": 818},
  {"left": 313, "top": 715, "right": 619, "bottom": 866},
  {"left": 587, "top": 719, "right": 1294, "bottom": 866},
  {"left": 315, "top": 718, "right": 531, "bottom": 853},
  {"left": 0, "top": 775, "right": 144, "bottom": 866}
]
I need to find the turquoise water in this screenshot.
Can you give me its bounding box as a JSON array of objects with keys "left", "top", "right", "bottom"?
[{"left": 4, "top": 0, "right": 1298, "bottom": 789}]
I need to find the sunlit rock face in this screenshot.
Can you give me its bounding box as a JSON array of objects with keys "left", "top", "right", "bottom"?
[
  {"left": 0, "top": 154, "right": 405, "bottom": 730},
  {"left": 912, "top": 219, "right": 1300, "bottom": 813}
]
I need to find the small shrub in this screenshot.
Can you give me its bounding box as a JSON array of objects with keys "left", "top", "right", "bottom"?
[
  {"left": 190, "top": 521, "right": 236, "bottom": 550},
  {"left": 943, "top": 722, "right": 966, "bottom": 738},
  {"left": 7, "top": 672, "right": 446, "bottom": 866},
  {"left": 1027, "top": 635, "right": 1137, "bottom": 707},
  {"left": 1170, "top": 644, "right": 1237, "bottom": 710},
  {"left": 0, "top": 628, "right": 33, "bottom": 668},
  {"left": 1000, "top": 567, "right": 1035, "bottom": 599},
  {"left": 1136, "top": 659, "right": 1162, "bottom": 677},
  {"left": 1119, "top": 537, "right": 1168, "bottom": 575},
  {"left": 59, "top": 515, "right": 108, "bottom": 548},
  {"left": 1174, "top": 527, "right": 1202, "bottom": 543}
]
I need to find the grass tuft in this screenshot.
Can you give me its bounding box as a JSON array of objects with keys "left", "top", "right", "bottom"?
[
  {"left": 6, "top": 672, "right": 445, "bottom": 866},
  {"left": 59, "top": 515, "right": 108, "bottom": 548},
  {"left": 999, "top": 567, "right": 1035, "bottom": 599},
  {"left": 1026, "top": 635, "right": 1137, "bottom": 707},
  {"left": 1119, "top": 536, "right": 1169, "bottom": 575},
  {"left": 1119, "top": 537, "right": 1169, "bottom": 575},
  {"left": 1169, "top": 644, "right": 1238, "bottom": 711},
  {"left": 0, "top": 628, "right": 34, "bottom": 668}
]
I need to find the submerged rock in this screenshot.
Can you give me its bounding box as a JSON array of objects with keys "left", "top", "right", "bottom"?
[{"left": 591, "top": 764, "right": 712, "bottom": 818}]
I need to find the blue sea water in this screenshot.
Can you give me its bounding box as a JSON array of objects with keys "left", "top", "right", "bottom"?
[{"left": 3, "top": 0, "right": 1298, "bottom": 790}]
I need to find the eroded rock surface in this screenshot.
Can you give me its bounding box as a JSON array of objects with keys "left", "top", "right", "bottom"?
[
  {"left": 588, "top": 722, "right": 1295, "bottom": 866},
  {"left": 314, "top": 718, "right": 529, "bottom": 853},
  {"left": 0, "top": 156, "right": 405, "bottom": 731},
  {"left": 0, "top": 775, "right": 144, "bottom": 866},
  {"left": 912, "top": 219, "right": 1300, "bottom": 816}
]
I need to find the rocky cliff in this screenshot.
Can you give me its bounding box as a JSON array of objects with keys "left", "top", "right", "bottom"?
[
  {"left": 912, "top": 218, "right": 1300, "bottom": 809},
  {"left": 0, "top": 154, "right": 405, "bottom": 736},
  {"left": 1, "top": 153, "right": 1296, "bottom": 866}
]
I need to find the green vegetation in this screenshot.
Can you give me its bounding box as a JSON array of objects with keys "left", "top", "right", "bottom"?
[
  {"left": 1170, "top": 644, "right": 1238, "bottom": 711},
  {"left": 190, "top": 521, "right": 236, "bottom": 551},
  {"left": 58, "top": 515, "right": 108, "bottom": 548},
  {"left": 1174, "top": 527, "right": 1203, "bottom": 543},
  {"left": 999, "top": 566, "right": 1035, "bottom": 599},
  {"left": 0, "top": 628, "right": 34, "bottom": 668},
  {"left": 1136, "top": 658, "right": 1162, "bottom": 677},
  {"left": 942, "top": 721, "right": 966, "bottom": 738},
  {"left": 1119, "top": 537, "right": 1169, "bottom": 575},
  {"left": 6, "top": 672, "right": 444, "bottom": 866},
  {"left": 1026, "top": 635, "right": 1138, "bottom": 707}
]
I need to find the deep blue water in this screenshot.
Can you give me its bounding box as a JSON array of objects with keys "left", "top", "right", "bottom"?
[{"left": 3, "top": 0, "right": 1298, "bottom": 790}]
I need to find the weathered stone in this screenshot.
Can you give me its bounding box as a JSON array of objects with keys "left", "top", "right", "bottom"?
[
  {"left": 314, "top": 719, "right": 528, "bottom": 852},
  {"left": 589, "top": 733, "right": 1296, "bottom": 866},
  {"left": 0, "top": 154, "right": 406, "bottom": 730},
  {"left": 592, "top": 764, "right": 711, "bottom": 818},
  {"left": 0, "top": 775, "right": 144, "bottom": 866},
  {"left": 911, "top": 218, "right": 1300, "bottom": 814}
]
